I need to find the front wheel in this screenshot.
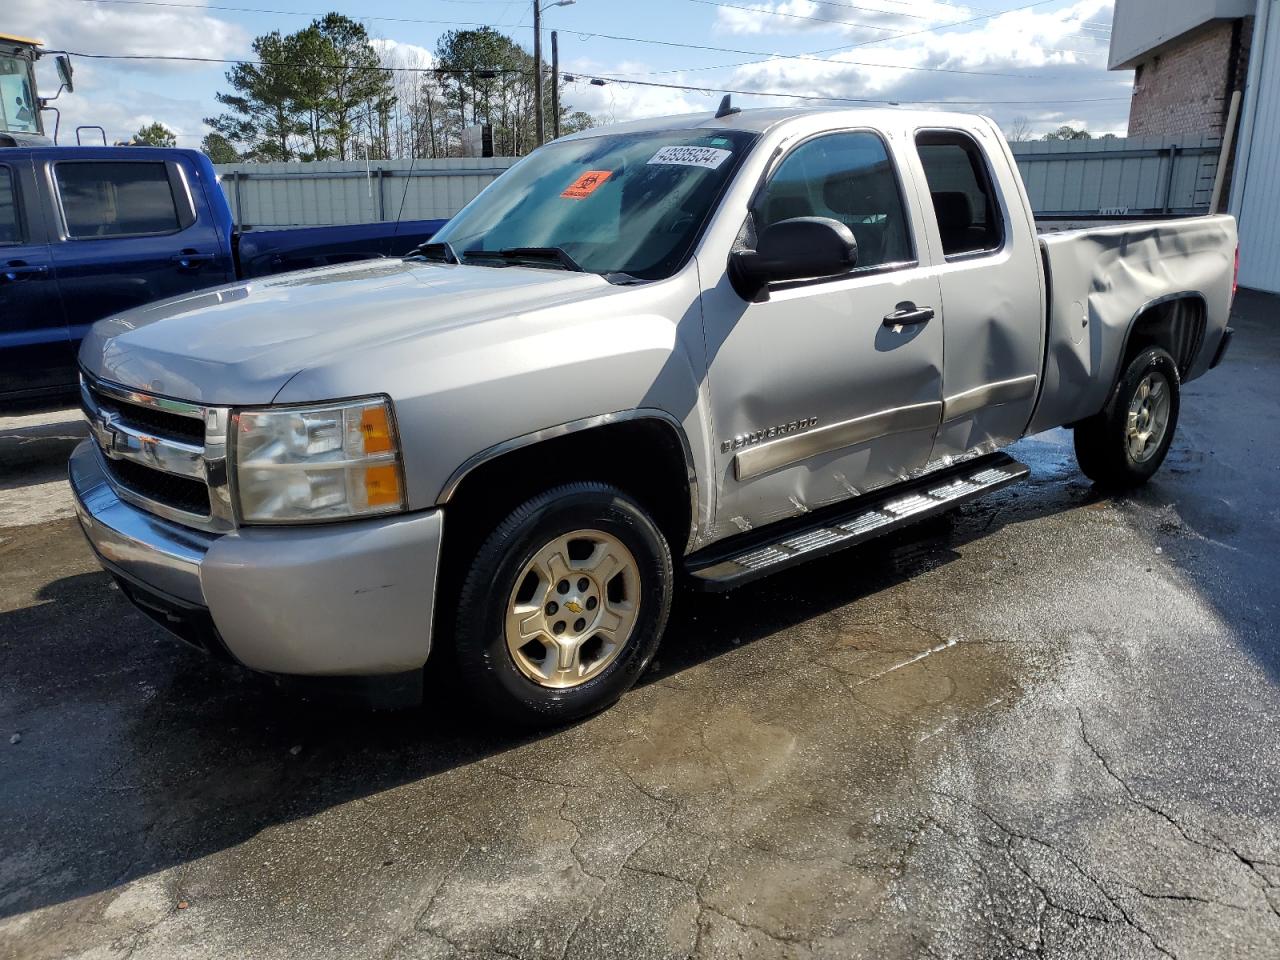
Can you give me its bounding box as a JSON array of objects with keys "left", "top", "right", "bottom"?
[
  {"left": 452, "top": 482, "right": 673, "bottom": 725},
  {"left": 1073, "top": 346, "right": 1181, "bottom": 488}
]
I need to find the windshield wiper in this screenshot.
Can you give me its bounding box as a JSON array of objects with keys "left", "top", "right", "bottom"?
[
  {"left": 462, "top": 246, "right": 584, "bottom": 272},
  {"left": 407, "top": 240, "right": 460, "bottom": 264}
]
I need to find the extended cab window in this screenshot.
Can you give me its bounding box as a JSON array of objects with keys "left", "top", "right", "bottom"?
[
  {"left": 0, "top": 166, "right": 19, "bottom": 244},
  {"left": 752, "top": 131, "right": 913, "bottom": 271},
  {"left": 915, "top": 131, "right": 1003, "bottom": 258},
  {"left": 55, "top": 162, "right": 181, "bottom": 239}
]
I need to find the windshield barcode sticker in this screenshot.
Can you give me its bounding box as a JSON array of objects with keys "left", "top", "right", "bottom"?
[{"left": 647, "top": 146, "right": 732, "bottom": 170}]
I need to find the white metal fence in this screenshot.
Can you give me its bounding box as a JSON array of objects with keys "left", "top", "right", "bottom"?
[
  {"left": 1010, "top": 134, "right": 1221, "bottom": 218},
  {"left": 214, "top": 135, "right": 1223, "bottom": 228},
  {"left": 214, "top": 157, "right": 520, "bottom": 228}
]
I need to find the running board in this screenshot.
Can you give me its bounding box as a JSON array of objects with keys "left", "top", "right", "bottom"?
[{"left": 686, "top": 452, "right": 1029, "bottom": 590}]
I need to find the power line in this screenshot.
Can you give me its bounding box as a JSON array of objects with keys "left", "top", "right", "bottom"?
[
  {"left": 563, "top": 69, "right": 1131, "bottom": 106},
  {"left": 70, "top": 0, "right": 493, "bottom": 28},
  {"left": 771, "top": 0, "right": 1112, "bottom": 31},
  {"left": 72, "top": 0, "right": 1067, "bottom": 81},
  {"left": 53, "top": 49, "right": 534, "bottom": 76},
  {"left": 688, "top": 0, "right": 911, "bottom": 32},
  {"left": 634, "top": 0, "right": 1072, "bottom": 78},
  {"left": 544, "top": 28, "right": 1046, "bottom": 78},
  {"left": 61, "top": 0, "right": 1128, "bottom": 115},
  {"left": 50, "top": 46, "right": 1129, "bottom": 108},
  {"left": 687, "top": 0, "right": 1107, "bottom": 56},
  {"left": 696, "top": 0, "right": 952, "bottom": 24},
  {"left": 810, "top": 0, "right": 1063, "bottom": 54}
]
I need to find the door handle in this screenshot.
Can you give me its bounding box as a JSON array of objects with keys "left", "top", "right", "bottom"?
[
  {"left": 883, "top": 303, "right": 935, "bottom": 327},
  {"left": 171, "top": 250, "right": 216, "bottom": 271},
  {"left": 1, "top": 261, "right": 49, "bottom": 282}
]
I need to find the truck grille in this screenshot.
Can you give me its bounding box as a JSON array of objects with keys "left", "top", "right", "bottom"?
[
  {"left": 105, "top": 458, "right": 212, "bottom": 516},
  {"left": 87, "top": 389, "right": 206, "bottom": 444},
  {"left": 80, "top": 374, "right": 234, "bottom": 531}
]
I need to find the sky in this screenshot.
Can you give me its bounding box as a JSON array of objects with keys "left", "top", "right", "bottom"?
[{"left": 11, "top": 0, "right": 1133, "bottom": 148}]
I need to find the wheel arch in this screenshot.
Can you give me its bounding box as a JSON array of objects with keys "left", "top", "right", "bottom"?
[
  {"left": 1118, "top": 292, "right": 1207, "bottom": 380},
  {"left": 437, "top": 410, "right": 701, "bottom": 558}
]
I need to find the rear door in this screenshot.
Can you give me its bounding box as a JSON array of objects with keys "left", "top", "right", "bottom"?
[
  {"left": 907, "top": 125, "right": 1044, "bottom": 459},
  {"left": 45, "top": 155, "right": 235, "bottom": 347},
  {"left": 0, "top": 154, "right": 73, "bottom": 399}
]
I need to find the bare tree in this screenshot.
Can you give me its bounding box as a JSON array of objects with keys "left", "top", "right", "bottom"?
[
  {"left": 1006, "top": 116, "right": 1033, "bottom": 142},
  {"left": 373, "top": 27, "right": 595, "bottom": 160}
]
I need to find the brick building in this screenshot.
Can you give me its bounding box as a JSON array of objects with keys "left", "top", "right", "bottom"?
[
  {"left": 1109, "top": 0, "right": 1280, "bottom": 293},
  {"left": 1109, "top": 0, "right": 1254, "bottom": 137}
]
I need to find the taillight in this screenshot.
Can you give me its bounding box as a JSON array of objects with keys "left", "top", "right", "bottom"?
[{"left": 1232, "top": 246, "right": 1240, "bottom": 306}]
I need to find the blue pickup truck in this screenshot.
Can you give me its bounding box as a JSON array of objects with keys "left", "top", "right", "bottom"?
[{"left": 0, "top": 145, "right": 444, "bottom": 404}]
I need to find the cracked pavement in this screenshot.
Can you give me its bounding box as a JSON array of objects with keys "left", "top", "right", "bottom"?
[{"left": 2, "top": 290, "right": 1279, "bottom": 959}]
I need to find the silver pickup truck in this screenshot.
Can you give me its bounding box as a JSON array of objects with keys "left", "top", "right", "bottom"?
[{"left": 69, "top": 106, "right": 1238, "bottom": 723}]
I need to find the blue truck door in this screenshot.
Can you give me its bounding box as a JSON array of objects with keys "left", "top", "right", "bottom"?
[
  {"left": 45, "top": 154, "right": 235, "bottom": 348},
  {"left": 0, "top": 155, "right": 72, "bottom": 398}
]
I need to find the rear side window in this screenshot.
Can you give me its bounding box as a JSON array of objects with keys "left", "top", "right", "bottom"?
[
  {"left": 752, "top": 130, "right": 913, "bottom": 271},
  {"left": 0, "top": 165, "right": 19, "bottom": 244},
  {"left": 915, "top": 131, "right": 1003, "bottom": 258},
  {"left": 55, "top": 162, "right": 180, "bottom": 238}
]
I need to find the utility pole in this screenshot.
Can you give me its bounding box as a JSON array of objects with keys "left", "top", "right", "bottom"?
[
  {"left": 533, "top": 1, "right": 544, "bottom": 146},
  {"left": 551, "top": 30, "right": 560, "bottom": 140},
  {"left": 534, "top": 1, "right": 573, "bottom": 147}
]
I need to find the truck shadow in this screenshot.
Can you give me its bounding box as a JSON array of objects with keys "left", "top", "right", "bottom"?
[{"left": 0, "top": 457, "right": 1100, "bottom": 923}]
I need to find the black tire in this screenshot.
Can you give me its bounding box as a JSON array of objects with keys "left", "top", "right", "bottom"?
[
  {"left": 1073, "top": 346, "right": 1181, "bottom": 488},
  {"left": 452, "top": 482, "right": 673, "bottom": 726}
]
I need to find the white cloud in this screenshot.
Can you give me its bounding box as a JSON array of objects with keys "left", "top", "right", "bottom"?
[
  {"left": 720, "top": 0, "right": 1127, "bottom": 134},
  {"left": 5, "top": 0, "right": 1130, "bottom": 148},
  {"left": 14, "top": 0, "right": 249, "bottom": 145},
  {"left": 13, "top": 0, "right": 248, "bottom": 68},
  {"left": 713, "top": 0, "right": 977, "bottom": 38},
  {"left": 371, "top": 38, "right": 437, "bottom": 69},
  {"left": 560, "top": 60, "right": 703, "bottom": 122},
  {"left": 33, "top": 58, "right": 216, "bottom": 145}
]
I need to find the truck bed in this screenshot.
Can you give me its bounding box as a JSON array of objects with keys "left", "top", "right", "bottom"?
[{"left": 1027, "top": 213, "right": 1237, "bottom": 436}]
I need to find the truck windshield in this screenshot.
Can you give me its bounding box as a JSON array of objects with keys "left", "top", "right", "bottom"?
[
  {"left": 0, "top": 52, "right": 39, "bottom": 136},
  {"left": 425, "top": 129, "right": 758, "bottom": 281}
]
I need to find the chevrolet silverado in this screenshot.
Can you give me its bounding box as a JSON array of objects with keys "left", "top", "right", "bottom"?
[{"left": 68, "top": 106, "right": 1237, "bottom": 723}]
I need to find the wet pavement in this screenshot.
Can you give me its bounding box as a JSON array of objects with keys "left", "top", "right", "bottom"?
[{"left": 2, "top": 291, "right": 1279, "bottom": 959}]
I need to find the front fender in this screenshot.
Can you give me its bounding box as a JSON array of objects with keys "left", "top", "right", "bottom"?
[{"left": 273, "top": 268, "right": 717, "bottom": 544}]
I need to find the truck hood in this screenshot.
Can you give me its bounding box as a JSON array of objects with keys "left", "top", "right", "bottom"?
[{"left": 79, "top": 258, "right": 611, "bottom": 405}]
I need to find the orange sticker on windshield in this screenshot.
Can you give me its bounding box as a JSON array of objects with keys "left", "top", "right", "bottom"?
[{"left": 561, "top": 170, "right": 611, "bottom": 199}]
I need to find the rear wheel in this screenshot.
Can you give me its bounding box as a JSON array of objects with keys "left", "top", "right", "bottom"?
[
  {"left": 452, "top": 482, "right": 673, "bottom": 725},
  {"left": 1073, "top": 346, "right": 1180, "bottom": 488}
]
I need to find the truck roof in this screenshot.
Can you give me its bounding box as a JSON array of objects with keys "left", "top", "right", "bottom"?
[
  {"left": 556, "top": 105, "right": 990, "bottom": 141},
  {"left": 0, "top": 144, "right": 201, "bottom": 158},
  {"left": 0, "top": 33, "right": 43, "bottom": 46}
]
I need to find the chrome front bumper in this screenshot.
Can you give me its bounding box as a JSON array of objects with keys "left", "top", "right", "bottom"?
[{"left": 69, "top": 441, "right": 444, "bottom": 676}]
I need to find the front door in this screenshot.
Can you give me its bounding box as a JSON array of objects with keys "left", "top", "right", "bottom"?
[
  {"left": 0, "top": 157, "right": 72, "bottom": 399},
  {"left": 46, "top": 157, "right": 235, "bottom": 347},
  {"left": 700, "top": 129, "right": 945, "bottom": 537}
]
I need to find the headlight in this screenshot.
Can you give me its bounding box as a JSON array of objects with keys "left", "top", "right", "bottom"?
[{"left": 232, "top": 397, "right": 406, "bottom": 523}]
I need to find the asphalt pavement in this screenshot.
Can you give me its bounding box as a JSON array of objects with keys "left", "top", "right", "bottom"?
[{"left": 1, "top": 291, "right": 1278, "bottom": 960}]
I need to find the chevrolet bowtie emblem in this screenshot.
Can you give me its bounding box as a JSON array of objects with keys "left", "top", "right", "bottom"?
[{"left": 565, "top": 600, "right": 584, "bottom": 614}]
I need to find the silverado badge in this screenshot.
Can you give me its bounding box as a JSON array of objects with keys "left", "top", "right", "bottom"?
[{"left": 721, "top": 417, "right": 818, "bottom": 454}]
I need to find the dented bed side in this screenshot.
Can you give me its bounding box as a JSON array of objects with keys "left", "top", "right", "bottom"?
[{"left": 1027, "top": 214, "right": 1237, "bottom": 435}]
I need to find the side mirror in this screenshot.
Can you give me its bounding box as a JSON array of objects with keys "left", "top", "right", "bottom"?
[
  {"left": 56, "top": 55, "right": 74, "bottom": 94},
  {"left": 729, "top": 216, "right": 858, "bottom": 302}
]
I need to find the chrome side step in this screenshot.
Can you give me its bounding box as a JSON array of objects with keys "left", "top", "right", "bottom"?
[{"left": 686, "top": 452, "right": 1029, "bottom": 590}]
